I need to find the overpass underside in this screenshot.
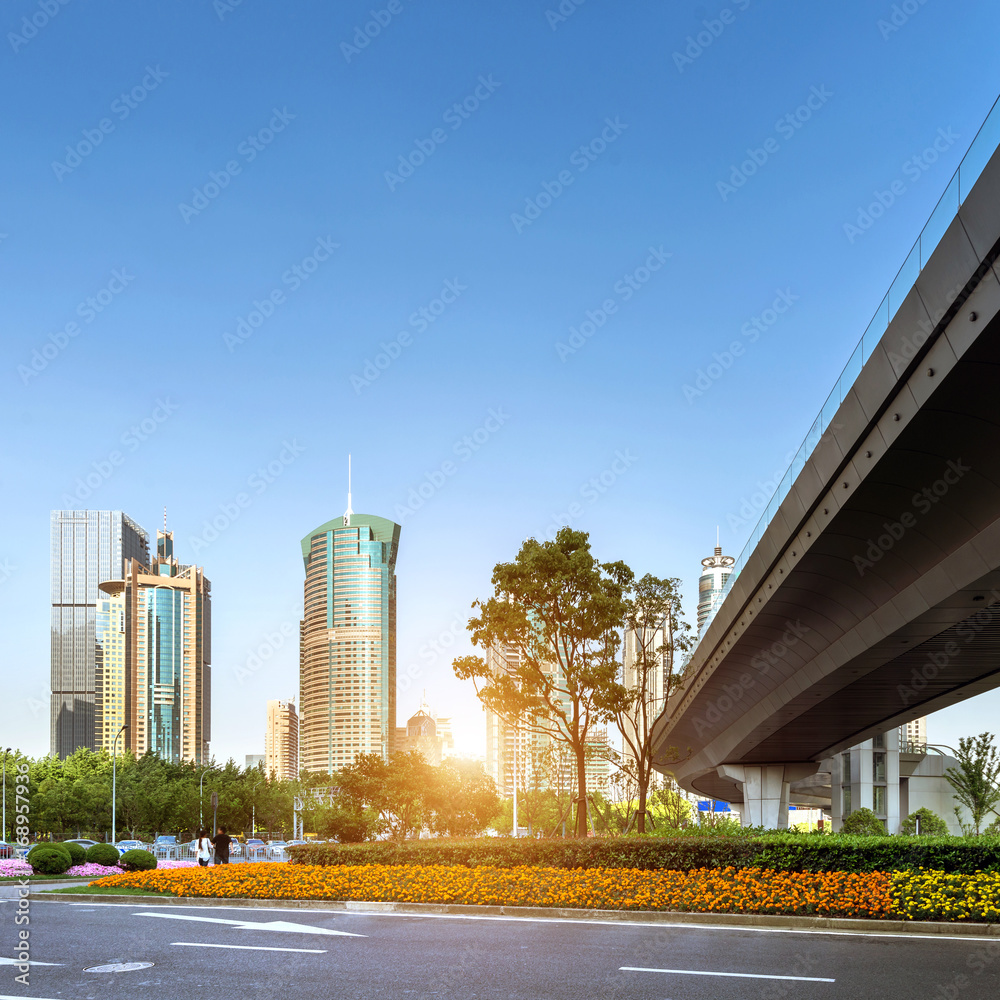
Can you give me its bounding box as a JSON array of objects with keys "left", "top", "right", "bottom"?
[{"left": 654, "top": 139, "right": 1000, "bottom": 825}]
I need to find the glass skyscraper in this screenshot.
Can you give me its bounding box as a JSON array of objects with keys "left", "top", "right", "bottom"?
[
  {"left": 697, "top": 543, "right": 735, "bottom": 632},
  {"left": 299, "top": 509, "right": 400, "bottom": 774},
  {"left": 96, "top": 530, "right": 212, "bottom": 764},
  {"left": 50, "top": 509, "right": 149, "bottom": 758}
]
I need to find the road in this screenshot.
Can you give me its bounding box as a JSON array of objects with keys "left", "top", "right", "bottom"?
[{"left": 1, "top": 897, "right": 998, "bottom": 999}]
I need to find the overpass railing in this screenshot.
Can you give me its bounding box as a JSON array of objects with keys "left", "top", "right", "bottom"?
[{"left": 698, "top": 93, "right": 1000, "bottom": 643}]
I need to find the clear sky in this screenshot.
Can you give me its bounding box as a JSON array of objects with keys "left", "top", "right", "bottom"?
[{"left": 3, "top": 0, "right": 999, "bottom": 763}]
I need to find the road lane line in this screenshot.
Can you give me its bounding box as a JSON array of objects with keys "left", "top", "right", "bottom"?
[
  {"left": 135, "top": 911, "right": 364, "bottom": 936},
  {"left": 172, "top": 942, "right": 326, "bottom": 953},
  {"left": 621, "top": 966, "right": 835, "bottom": 982}
]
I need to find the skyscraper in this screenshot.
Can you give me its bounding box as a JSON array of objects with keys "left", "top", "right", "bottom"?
[
  {"left": 298, "top": 489, "right": 400, "bottom": 774},
  {"left": 50, "top": 509, "right": 149, "bottom": 758},
  {"left": 697, "top": 542, "right": 735, "bottom": 632},
  {"left": 95, "top": 529, "right": 212, "bottom": 764},
  {"left": 265, "top": 698, "right": 299, "bottom": 780}
]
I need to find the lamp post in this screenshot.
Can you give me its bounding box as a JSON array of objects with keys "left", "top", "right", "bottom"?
[
  {"left": 111, "top": 726, "right": 128, "bottom": 846},
  {"left": 2, "top": 747, "right": 11, "bottom": 846},
  {"left": 199, "top": 766, "right": 214, "bottom": 828},
  {"left": 250, "top": 780, "right": 261, "bottom": 839}
]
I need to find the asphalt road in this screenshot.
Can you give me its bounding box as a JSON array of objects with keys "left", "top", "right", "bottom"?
[{"left": 2, "top": 898, "right": 999, "bottom": 1000}]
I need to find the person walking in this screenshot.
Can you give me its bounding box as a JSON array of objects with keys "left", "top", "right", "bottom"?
[
  {"left": 196, "top": 828, "right": 213, "bottom": 868},
  {"left": 213, "top": 826, "right": 232, "bottom": 865}
]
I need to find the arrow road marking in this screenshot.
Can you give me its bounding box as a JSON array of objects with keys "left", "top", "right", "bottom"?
[{"left": 135, "top": 911, "right": 365, "bottom": 937}]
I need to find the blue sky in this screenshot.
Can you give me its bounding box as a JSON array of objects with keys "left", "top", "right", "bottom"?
[{"left": 3, "top": 0, "right": 999, "bottom": 762}]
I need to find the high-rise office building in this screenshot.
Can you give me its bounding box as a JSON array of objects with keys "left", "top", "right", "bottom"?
[
  {"left": 899, "top": 716, "right": 928, "bottom": 749},
  {"left": 50, "top": 509, "right": 149, "bottom": 758},
  {"left": 394, "top": 701, "right": 455, "bottom": 766},
  {"left": 95, "top": 529, "right": 212, "bottom": 764},
  {"left": 265, "top": 698, "right": 299, "bottom": 780},
  {"left": 620, "top": 619, "right": 671, "bottom": 791},
  {"left": 697, "top": 542, "right": 735, "bottom": 632},
  {"left": 298, "top": 491, "right": 400, "bottom": 774}
]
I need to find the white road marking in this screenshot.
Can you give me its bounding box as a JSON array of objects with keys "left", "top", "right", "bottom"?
[
  {"left": 135, "top": 911, "right": 365, "bottom": 937},
  {"left": 172, "top": 942, "right": 326, "bottom": 953},
  {"left": 0, "top": 957, "right": 62, "bottom": 966},
  {"left": 622, "top": 966, "right": 835, "bottom": 982}
]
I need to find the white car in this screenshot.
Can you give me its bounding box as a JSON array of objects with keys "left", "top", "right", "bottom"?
[{"left": 266, "top": 840, "right": 288, "bottom": 857}]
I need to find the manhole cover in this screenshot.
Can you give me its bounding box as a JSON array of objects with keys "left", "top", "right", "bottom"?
[{"left": 85, "top": 962, "right": 154, "bottom": 973}]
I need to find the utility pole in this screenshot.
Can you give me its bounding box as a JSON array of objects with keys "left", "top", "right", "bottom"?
[{"left": 112, "top": 726, "right": 128, "bottom": 845}]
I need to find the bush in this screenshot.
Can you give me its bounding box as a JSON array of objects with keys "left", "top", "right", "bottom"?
[
  {"left": 85, "top": 844, "right": 121, "bottom": 866},
  {"left": 840, "top": 808, "right": 887, "bottom": 836},
  {"left": 119, "top": 848, "right": 157, "bottom": 872},
  {"left": 286, "top": 834, "right": 1000, "bottom": 873},
  {"left": 55, "top": 842, "right": 86, "bottom": 864},
  {"left": 899, "top": 808, "right": 950, "bottom": 837},
  {"left": 28, "top": 845, "right": 73, "bottom": 875}
]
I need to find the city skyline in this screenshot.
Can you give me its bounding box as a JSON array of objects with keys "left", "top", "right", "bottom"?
[{"left": 6, "top": 1, "right": 1000, "bottom": 766}]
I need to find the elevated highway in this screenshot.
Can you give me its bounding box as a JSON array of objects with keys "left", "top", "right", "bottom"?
[{"left": 652, "top": 101, "right": 1000, "bottom": 825}]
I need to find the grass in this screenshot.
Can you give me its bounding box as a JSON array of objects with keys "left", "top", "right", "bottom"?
[
  {"left": 46, "top": 885, "right": 175, "bottom": 896},
  {"left": 0, "top": 874, "right": 99, "bottom": 883}
]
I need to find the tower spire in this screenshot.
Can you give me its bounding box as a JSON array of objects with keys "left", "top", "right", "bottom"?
[{"left": 344, "top": 454, "right": 354, "bottom": 520}]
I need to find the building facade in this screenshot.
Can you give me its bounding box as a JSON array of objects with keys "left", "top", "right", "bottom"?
[
  {"left": 50, "top": 509, "right": 149, "bottom": 757},
  {"left": 298, "top": 510, "right": 400, "bottom": 774},
  {"left": 95, "top": 530, "right": 212, "bottom": 764},
  {"left": 394, "top": 703, "right": 455, "bottom": 766},
  {"left": 265, "top": 698, "right": 300, "bottom": 780},
  {"left": 697, "top": 543, "right": 735, "bottom": 632}
]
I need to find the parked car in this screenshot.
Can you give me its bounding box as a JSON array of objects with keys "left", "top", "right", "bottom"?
[
  {"left": 114, "top": 840, "right": 144, "bottom": 853},
  {"left": 0, "top": 841, "right": 21, "bottom": 859},
  {"left": 61, "top": 839, "right": 99, "bottom": 849},
  {"left": 153, "top": 835, "right": 178, "bottom": 858},
  {"left": 266, "top": 840, "right": 288, "bottom": 857}
]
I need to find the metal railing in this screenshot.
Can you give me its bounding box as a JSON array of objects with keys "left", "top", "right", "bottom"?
[{"left": 698, "top": 94, "right": 1000, "bottom": 643}]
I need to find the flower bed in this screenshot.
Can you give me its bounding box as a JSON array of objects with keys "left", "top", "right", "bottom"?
[
  {"left": 89, "top": 863, "right": 896, "bottom": 918},
  {"left": 1, "top": 858, "right": 196, "bottom": 879}
]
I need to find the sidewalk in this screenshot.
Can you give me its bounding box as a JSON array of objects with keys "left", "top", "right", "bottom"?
[{"left": 28, "top": 890, "right": 1000, "bottom": 938}]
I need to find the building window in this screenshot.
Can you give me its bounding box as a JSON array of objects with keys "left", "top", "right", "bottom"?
[
  {"left": 842, "top": 753, "right": 851, "bottom": 784},
  {"left": 873, "top": 732, "right": 885, "bottom": 749},
  {"left": 873, "top": 752, "right": 886, "bottom": 782},
  {"left": 873, "top": 785, "right": 887, "bottom": 815},
  {"left": 843, "top": 786, "right": 852, "bottom": 816}
]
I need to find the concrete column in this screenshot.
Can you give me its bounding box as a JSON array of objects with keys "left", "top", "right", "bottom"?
[{"left": 718, "top": 763, "right": 820, "bottom": 829}]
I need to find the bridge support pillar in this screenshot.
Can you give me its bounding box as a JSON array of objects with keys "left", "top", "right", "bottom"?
[{"left": 717, "top": 764, "right": 820, "bottom": 829}]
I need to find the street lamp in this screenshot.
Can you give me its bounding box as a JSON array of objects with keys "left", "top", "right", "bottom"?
[
  {"left": 2, "top": 747, "right": 11, "bottom": 846},
  {"left": 250, "top": 779, "right": 261, "bottom": 838},
  {"left": 199, "top": 766, "right": 215, "bottom": 828},
  {"left": 111, "top": 725, "right": 128, "bottom": 846}
]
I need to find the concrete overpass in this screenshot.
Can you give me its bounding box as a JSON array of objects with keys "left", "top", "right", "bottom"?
[{"left": 652, "top": 99, "right": 1000, "bottom": 826}]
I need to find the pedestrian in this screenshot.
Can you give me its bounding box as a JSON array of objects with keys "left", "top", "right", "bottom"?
[
  {"left": 196, "top": 828, "right": 213, "bottom": 868},
  {"left": 213, "top": 826, "right": 232, "bottom": 865}
]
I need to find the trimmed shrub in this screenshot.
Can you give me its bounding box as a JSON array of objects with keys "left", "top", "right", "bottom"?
[
  {"left": 28, "top": 842, "right": 73, "bottom": 863},
  {"left": 840, "top": 808, "right": 887, "bottom": 837},
  {"left": 899, "top": 808, "right": 950, "bottom": 837},
  {"left": 28, "top": 845, "right": 73, "bottom": 875},
  {"left": 85, "top": 844, "right": 121, "bottom": 866},
  {"left": 286, "top": 834, "right": 1000, "bottom": 874},
  {"left": 56, "top": 842, "right": 86, "bottom": 864},
  {"left": 119, "top": 848, "right": 157, "bottom": 872}
]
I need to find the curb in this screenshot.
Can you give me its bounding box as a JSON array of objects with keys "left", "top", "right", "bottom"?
[{"left": 29, "top": 891, "right": 1000, "bottom": 937}]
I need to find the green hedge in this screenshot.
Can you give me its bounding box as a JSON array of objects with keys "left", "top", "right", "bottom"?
[
  {"left": 57, "top": 842, "right": 86, "bottom": 864},
  {"left": 119, "top": 848, "right": 157, "bottom": 872},
  {"left": 286, "top": 835, "right": 1000, "bottom": 874},
  {"left": 85, "top": 844, "right": 121, "bottom": 866},
  {"left": 28, "top": 845, "right": 73, "bottom": 875}
]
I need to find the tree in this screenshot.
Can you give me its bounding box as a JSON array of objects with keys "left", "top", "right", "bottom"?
[
  {"left": 945, "top": 733, "right": 1000, "bottom": 836},
  {"left": 899, "top": 807, "right": 949, "bottom": 837},
  {"left": 606, "top": 573, "right": 693, "bottom": 833},
  {"left": 453, "top": 529, "right": 630, "bottom": 837},
  {"left": 427, "top": 764, "right": 501, "bottom": 836},
  {"left": 648, "top": 778, "right": 694, "bottom": 830},
  {"left": 840, "top": 807, "right": 887, "bottom": 836},
  {"left": 339, "top": 750, "right": 434, "bottom": 840}
]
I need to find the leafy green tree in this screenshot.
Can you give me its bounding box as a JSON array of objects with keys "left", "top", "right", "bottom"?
[
  {"left": 453, "top": 528, "right": 630, "bottom": 837},
  {"left": 339, "top": 750, "right": 434, "bottom": 840},
  {"left": 899, "top": 807, "right": 949, "bottom": 837},
  {"left": 945, "top": 733, "right": 1000, "bottom": 836},
  {"left": 840, "top": 807, "right": 887, "bottom": 836},
  {"left": 427, "top": 764, "right": 500, "bottom": 836}
]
